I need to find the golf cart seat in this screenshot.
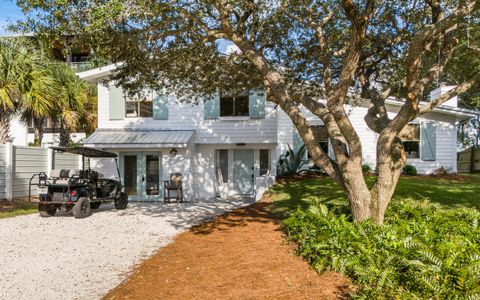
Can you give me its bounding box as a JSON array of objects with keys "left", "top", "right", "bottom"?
[{"left": 49, "top": 169, "right": 71, "bottom": 185}]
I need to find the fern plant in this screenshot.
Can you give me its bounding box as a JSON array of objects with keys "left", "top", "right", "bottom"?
[{"left": 283, "top": 199, "right": 480, "bottom": 299}]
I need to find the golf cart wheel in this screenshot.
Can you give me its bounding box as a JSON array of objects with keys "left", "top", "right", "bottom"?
[
  {"left": 90, "top": 202, "right": 101, "bottom": 209},
  {"left": 38, "top": 203, "right": 56, "bottom": 217},
  {"left": 72, "top": 197, "right": 91, "bottom": 218},
  {"left": 114, "top": 193, "right": 128, "bottom": 210}
]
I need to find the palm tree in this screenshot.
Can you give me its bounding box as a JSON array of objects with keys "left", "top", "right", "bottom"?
[
  {"left": 47, "top": 62, "right": 90, "bottom": 146},
  {"left": 0, "top": 39, "right": 56, "bottom": 144}
]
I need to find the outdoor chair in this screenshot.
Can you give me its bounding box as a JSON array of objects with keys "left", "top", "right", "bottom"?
[{"left": 164, "top": 173, "right": 183, "bottom": 203}]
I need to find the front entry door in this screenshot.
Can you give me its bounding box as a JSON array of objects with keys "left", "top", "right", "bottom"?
[
  {"left": 121, "top": 152, "right": 162, "bottom": 201},
  {"left": 233, "top": 149, "right": 254, "bottom": 195}
]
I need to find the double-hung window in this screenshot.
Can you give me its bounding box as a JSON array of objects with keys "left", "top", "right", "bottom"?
[
  {"left": 125, "top": 89, "right": 153, "bottom": 118},
  {"left": 399, "top": 124, "right": 420, "bottom": 159},
  {"left": 220, "top": 91, "right": 249, "bottom": 117}
]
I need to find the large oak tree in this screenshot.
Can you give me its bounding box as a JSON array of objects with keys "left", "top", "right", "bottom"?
[{"left": 16, "top": 0, "right": 480, "bottom": 224}]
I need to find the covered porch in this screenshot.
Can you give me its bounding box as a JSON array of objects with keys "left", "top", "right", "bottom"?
[{"left": 84, "top": 129, "right": 196, "bottom": 202}]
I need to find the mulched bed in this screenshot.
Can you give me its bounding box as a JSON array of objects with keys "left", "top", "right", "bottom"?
[{"left": 104, "top": 201, "right": 352, "bottom": 299}]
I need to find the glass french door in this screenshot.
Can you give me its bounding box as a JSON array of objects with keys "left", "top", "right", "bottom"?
[{"left": 120, "top": 152, "right": 162, "bottom": 201}]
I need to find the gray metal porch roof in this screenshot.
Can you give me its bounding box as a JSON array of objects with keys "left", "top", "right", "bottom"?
[{"left": 84, "top": 129, "right": 195, "bottom": 148}]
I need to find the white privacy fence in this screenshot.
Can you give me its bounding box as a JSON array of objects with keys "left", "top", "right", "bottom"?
[{"left": 0, "top": 142, "right": 81, "bottom": 200}]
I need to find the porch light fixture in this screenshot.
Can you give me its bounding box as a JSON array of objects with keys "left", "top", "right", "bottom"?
[{"left": 169, "top": 148, "right": 178, "bottom": 156}]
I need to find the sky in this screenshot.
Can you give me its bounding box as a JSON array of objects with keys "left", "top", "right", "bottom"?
[{"left": 0, "top": 0, "right": 25, "bottom": 35}]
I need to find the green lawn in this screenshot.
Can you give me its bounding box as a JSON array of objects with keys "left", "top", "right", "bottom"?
[
  {"left": 269, "top": 174, "right": 480, "bottom": 216},
  {"left": 270, "top": 174, "right": 480, "bottom": 298},
  {"left": 0, "top": 200, "right": 37, "bottom": 219}
]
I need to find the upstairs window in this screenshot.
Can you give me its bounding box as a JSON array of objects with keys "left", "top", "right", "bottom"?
[
  {"left": 399, "top": 124, "right": 420, "bottom": 159},
  {"left": 125, "top": 89, "right": 153, "bottom": 118},
  {"left": 220, "top": 91, "right": 249, "bottom": 117}
]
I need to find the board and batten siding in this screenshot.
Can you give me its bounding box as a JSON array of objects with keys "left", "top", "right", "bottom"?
[
  {"left": 97, "top": 84, "right": 277, "bottom": 144},
  {"left": 276, "top": 104, "right": 458, "bottom": 174},
  {"left": 12, "top": 146, "right": 48, "bottom": 198},
  {"left": 0, "top": 145, "right": 6, "bottom": 199}
]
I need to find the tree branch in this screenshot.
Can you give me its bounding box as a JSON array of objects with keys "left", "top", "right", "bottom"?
[{"left": 419, "top": 71, "right": 480, "bottom": 114}]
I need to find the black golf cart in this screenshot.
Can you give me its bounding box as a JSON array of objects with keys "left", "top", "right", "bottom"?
[{"left": 28, "top": 147, "right": 128, "bottom": 218}]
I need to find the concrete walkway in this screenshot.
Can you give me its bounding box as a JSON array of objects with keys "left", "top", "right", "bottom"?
[{"left": 0, "top": 199, "right": 253, "bottom": 300}]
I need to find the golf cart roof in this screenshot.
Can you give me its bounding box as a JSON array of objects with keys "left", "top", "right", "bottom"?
[{"left": 50, "top": 147, "right": 117, "bottom": 158}]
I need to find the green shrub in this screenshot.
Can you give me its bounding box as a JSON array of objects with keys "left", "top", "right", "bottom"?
[
  {"left": 277, "top": 144, "right": 308, "bottom": 176},
  {"left": 403, "top": 164, "right": 417, "bottom": 176},
  {"left": 283, "top": 200, "right": 480, "bottom": 299},
  {"left": 361, "top": 164, "right": 372, "bottom": 174}
]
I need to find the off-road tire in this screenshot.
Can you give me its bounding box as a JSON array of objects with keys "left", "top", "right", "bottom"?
[
  {"left": 72, "top": 197, "right": 91, "bottom": 218},
  {"left": 90, "top": 202, "right": 101, "bottom": 209},
  {"left": 38, "top": 203, "right": 56, "bottom": 217},
  {"left": 114, "top": 193, "right": 128, "bottom": 210}
]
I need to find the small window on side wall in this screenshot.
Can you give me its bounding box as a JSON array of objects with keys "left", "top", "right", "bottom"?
[
  {"left": 220, "top": 91, "right": 249, "bottom": 117},
  {"left": 399, "top": 124, "right": 420, "bottom": 159},
  {"left": 308, "top": 125, "right": 329, "bottom": 159},
  {"left": 259, "top": 149, "right": 270, "bottom": 176}
]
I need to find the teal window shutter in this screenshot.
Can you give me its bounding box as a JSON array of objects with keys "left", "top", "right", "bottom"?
[
  {"left": 248, "top": 90, "right": 266, "bottom": 119},
  {"left": 292, "top": 128, "right": 304, "bottom": 153},
  {"left": 153, "top": 90, "right": 168, "bottom": 120},
  {"left": 421, "top": 122, "right": 436, "bottom": 161},
  {"left": 109, "top": 84, "right": 125, "bottom": 120},
  {"left": 204, "top": 92, "right": 220, "bottom": 119}
]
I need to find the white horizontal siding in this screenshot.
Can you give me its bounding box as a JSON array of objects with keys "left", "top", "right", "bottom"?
[
  {"left": 276, "top": 104, "right": 458, "bottom": 174},
  {"left": 97, "top": 84, "right": 277, "bottom": 144},
  {"left": 12, "top": 146, "right": 48, "bottom": 198}
]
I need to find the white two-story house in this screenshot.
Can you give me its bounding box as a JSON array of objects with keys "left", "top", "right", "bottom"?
[{"left": 78, "top": 65, "right": 477, "bottom": 202}]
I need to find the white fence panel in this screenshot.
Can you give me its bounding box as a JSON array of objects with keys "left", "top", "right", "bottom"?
[
  {"left": 12, "top": 146, "right": 48, "bottom": 198},
  {"left": 0, "top": 145, "right": 5, "bottom": 199},
  {"left": 53, "top": 152, "right": 80, "bottom": 170}
]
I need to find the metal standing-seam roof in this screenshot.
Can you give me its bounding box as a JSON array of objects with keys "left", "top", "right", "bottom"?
[{"left": 83, "top": 129, "right": 195, "bottom": 148}]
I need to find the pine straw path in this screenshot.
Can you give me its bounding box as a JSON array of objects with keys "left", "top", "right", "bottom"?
[{"left": 104, "top": 200, "right": 352, "bottom": 299}]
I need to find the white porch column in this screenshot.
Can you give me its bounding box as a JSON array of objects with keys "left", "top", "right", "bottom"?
[{"left": 5, "top": 138, "right": 14, "bottom": 201}]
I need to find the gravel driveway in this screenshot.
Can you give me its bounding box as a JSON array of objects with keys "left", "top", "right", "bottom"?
[{"left": 0, "top": 199, "right": 252, "bottom": 300}]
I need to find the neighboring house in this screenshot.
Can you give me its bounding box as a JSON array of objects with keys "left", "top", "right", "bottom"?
[
  {"left": 9, "top": 115, "right": 86, "bottom": 147},
  {"left": 4, "top": 33, "right": 94, "bottom": 147},
  {"left": 78, "top": 65, "right": 477, "bottom": 202}
]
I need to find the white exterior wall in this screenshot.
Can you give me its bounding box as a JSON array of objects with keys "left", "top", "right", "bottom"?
[
  {"left": 89, "top": 145, "right": 195, "bottom": 201},
  {"left": 10, "top": 116, "right": 28, "bottom": 146},
  {"left": 97, "top": 84, "right": 277, "bottom": 144},
  {"left": 27, "top": 132, "right": 86, "bottom": 147},
  {"left": 193, "top": 144, "right": 277, "bottom": 200},
  {"left": 276, "top": 104, "right": 458, "bottom": 174}
]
